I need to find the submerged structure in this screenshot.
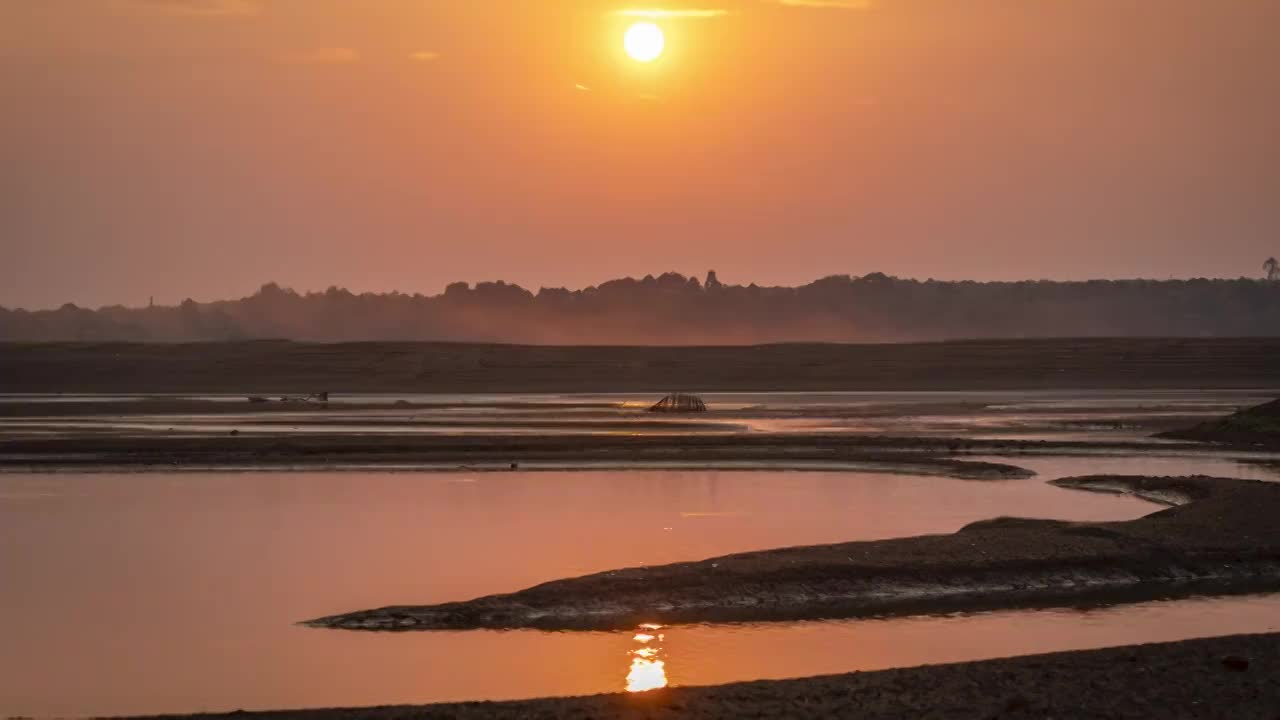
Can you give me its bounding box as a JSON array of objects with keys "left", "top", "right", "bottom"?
[{"left": 649, "top": 393, "right": 707, "bottom": 413}]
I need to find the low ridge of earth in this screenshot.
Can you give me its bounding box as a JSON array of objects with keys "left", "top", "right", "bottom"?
[{"left": 1161, "top": 399, "right": 1280, "bottom": 449}]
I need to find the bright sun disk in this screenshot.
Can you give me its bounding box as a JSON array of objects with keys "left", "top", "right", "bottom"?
[{"left": 624, "top": 22, "right": 665, "bottom": 63}]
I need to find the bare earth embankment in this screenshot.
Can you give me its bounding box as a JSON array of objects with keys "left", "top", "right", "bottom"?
[
  {"left": 309, "top": 475, "right": 1280, "bottom": 631},
  {"left": 5, "top": 337, "right": 1280, "bottom": 393},
  {"left": 1161, "top": 399, "right": 1280, "bottom": 449},
  {"left": 137, "top": 633, "right": 1280, "bottom": 720}
]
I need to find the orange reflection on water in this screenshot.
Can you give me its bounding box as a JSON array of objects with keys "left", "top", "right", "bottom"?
[
  {"left": 626, "top": 656, "right": 667, "bottom": 692},
  {"left": 625, "top": 624, "right": 669, "bottom": 693}
]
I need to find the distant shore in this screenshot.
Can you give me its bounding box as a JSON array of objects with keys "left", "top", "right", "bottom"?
[
  {"left": 4, "top": 337, "right": 1280, "bottom": 393},
  {"left": 136, "top": 633, "right": 1280, "bottom": 719}
]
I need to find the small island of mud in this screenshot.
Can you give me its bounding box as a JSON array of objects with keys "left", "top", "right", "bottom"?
[{"left": 308, "top": 475, "right": 1280, "bottom": 631}]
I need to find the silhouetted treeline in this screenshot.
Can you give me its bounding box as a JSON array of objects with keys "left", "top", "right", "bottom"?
[{"left": 3, "top": 272, "right": 1279, "bottom": 344}]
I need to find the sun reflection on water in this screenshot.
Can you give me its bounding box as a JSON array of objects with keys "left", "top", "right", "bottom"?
[{"left": 625, "top": 624, "right": 669, "bottom": 692}]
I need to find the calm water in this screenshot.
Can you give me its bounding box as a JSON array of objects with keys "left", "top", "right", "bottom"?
[
  {"left": 0, "top": 466, "right": 1251, "bottom": 717},
  {"left": 965, "top": 453, "right": 1280, "bottom": 483}
]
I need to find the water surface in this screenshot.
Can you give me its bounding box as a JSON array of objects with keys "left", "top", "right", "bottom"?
[{"left": 0, "top": 468, "right": 1161, "bottom": 716}]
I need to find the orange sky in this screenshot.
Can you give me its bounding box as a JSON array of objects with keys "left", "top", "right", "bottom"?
[{"left": 2, "top": 0, "right": 1278, "bottom": 308}]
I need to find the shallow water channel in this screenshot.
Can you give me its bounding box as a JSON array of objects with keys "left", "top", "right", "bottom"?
[
  {"left": 1, "top": 388, "right": 1271, "bottom": 442},
  {"left": 1, "top": 466, "right": 1276, "bottom": 716}
]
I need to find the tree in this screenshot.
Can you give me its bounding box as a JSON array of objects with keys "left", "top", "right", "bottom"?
[{"left": 1266, "top": 257, "right": 1280, "bottom": 281}]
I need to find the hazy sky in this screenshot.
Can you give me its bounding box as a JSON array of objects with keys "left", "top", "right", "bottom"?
[{"left": 3, "top": 0, "right": 1279, "bottom": 308}]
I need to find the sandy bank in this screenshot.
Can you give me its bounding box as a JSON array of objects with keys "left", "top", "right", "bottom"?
[{"left": 308, "top": 475, "right": 1280, "bottom": 631}]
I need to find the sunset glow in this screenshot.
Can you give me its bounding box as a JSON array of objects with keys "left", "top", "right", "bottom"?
[
  {"left": 5, "top": 1, "right": 1280, "bottom": 718},
  {"left": 624, "top": 22, "right": 665, "bottom": 62},
  {"left": 2, "top": 2, "right": 1276, "bottom": 309},
  {"left": 625, "top": 625, "right": 670, "bottom": 692}
]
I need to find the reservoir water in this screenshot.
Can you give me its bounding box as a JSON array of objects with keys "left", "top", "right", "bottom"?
[{"left": 1, "top": 466, "right": 1273, "bottom": 716}]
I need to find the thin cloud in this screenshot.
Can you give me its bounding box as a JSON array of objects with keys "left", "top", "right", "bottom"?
[
  {"left": 123, "top": 0, "right": 262, "bottom": 17},
  {"left": 615, "top": 8, "right": 730, "bottom": 18},
  {"left": 772, "top": 0, "right": 871, "bottom": 8},
  {"left": 409, "top": 51, "right": 442, "bottom": 62},
  {"left": 278, "top": 48, "right": 360, "bottom": 65}
]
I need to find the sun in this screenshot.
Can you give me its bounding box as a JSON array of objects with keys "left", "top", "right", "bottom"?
[{"left": 624, "top": 22, "right": 665, "bottom": 63}]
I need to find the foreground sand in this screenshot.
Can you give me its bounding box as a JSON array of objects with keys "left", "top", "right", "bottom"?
[
  {"left": 139, "top": 633, "right": 1280, "bottom": 719},
  {"left": 310, "top": 475, "right": 1280, "bottom": 631}
]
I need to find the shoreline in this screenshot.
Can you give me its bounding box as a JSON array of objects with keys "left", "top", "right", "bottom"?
[{"left": 133, "top": 633, "right": 1280, "bottom": 719}]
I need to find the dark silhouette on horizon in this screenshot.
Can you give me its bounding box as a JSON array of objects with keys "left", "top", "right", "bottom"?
[
  {"left": 1266, "top": 257, "right": 1279, "bottom": 282},
  {"left": 2, "top": 271, "right": 1279, "bottom": 344}
]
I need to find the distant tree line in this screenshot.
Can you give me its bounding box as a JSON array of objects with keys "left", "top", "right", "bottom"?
[{"left": 2, "top": 272, "right": 1279, "bottom": 343}]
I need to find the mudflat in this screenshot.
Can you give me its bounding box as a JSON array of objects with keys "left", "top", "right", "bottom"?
[
  {"left": 5, "top": 337, "right": 1280, "bottom": 393},
  {"left": 309, "top": 475, "right": 1280, "bottom": 631},
  {"left": 136, "top": 633, "right": 1280, "bottom": 720}
]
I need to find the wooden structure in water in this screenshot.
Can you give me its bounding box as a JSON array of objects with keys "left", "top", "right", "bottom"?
[{"left": 649, "top": 393, "right": 708, "bottom": 413}]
